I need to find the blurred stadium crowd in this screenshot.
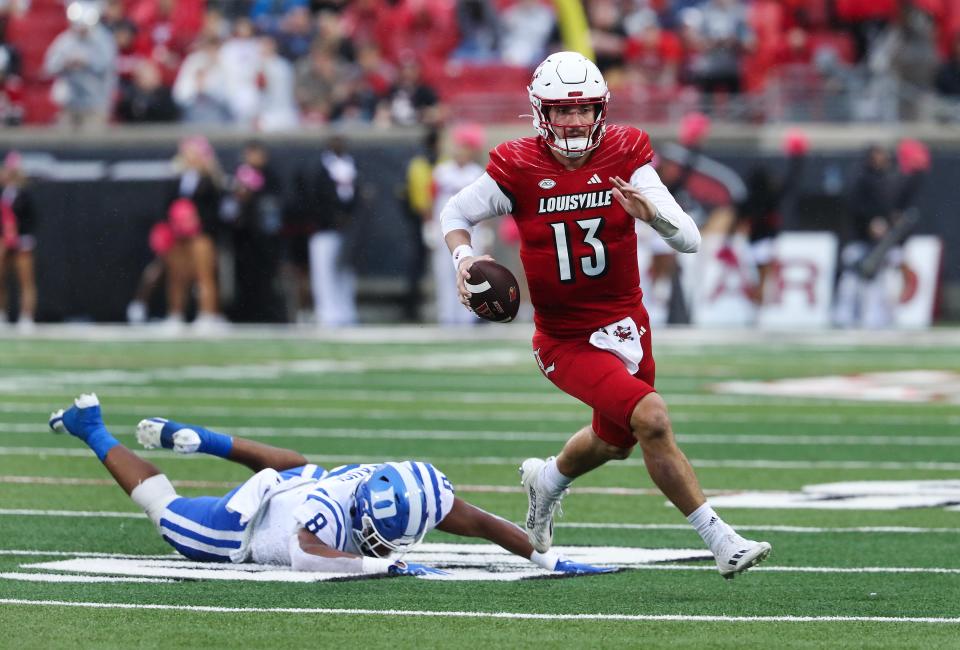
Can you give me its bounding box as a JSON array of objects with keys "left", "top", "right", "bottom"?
[
  {"left": 0, "top": 0, "right": 959, "bottom": 126},
  {"left": 0, "top": 0, "right": 948, "bottom": 332}
]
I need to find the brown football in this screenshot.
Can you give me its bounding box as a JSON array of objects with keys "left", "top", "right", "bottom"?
[{"left": 466, "top": 260, "right": 521, "bottom": 323}]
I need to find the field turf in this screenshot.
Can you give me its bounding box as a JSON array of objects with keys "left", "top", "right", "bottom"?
[{"left": 1, "top": 326, "right": 958, "bottom": 648}]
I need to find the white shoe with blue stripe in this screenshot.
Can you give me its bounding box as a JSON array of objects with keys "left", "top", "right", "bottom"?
[{"left": 136, "top": 418, "right": 201, "bottom": 454}]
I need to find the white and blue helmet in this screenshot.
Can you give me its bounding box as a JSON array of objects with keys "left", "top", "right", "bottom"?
[{"left": 352, "top": 462, "right": 430, "bottom": 558}]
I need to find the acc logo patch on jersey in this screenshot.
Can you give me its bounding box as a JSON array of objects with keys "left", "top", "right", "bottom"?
[{"left": 538, "top": 178, "right": 557, "bottom": 189}]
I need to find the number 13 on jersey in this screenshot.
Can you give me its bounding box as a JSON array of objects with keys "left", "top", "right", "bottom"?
[{"left": 550, "top": 217, "right": 608, "bottom": 282}]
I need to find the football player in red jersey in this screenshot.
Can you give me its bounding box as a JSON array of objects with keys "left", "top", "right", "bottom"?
[{"left": 440, "top": 51, "right": 771, "bottom": 579}]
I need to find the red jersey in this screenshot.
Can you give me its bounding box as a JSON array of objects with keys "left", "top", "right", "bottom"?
[{"left": 486, "top": 125, "right": 654, "bottom": 338}]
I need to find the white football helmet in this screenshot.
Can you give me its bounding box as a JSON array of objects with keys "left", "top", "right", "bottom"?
[{"left": 528, "top": 51, "right": 610, "bottom": 158}]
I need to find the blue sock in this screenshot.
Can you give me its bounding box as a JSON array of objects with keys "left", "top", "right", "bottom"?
[
  {"left": 63, "top": 404, "right": 120, "bottom": 462},
  {"left": 161, "top": 419, "right": 233, "bottom": 458}
]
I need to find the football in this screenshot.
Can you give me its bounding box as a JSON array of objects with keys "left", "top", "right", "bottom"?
[{"left": 465, "top": 260, "right": 521, "bottom": 323}]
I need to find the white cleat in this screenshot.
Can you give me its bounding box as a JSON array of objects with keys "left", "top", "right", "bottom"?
[
  {"left": 519, "top": 457, "right": 565, "bottom": 553},
  {"left": 715, "top": 534, "right": 772, "bottom": 579},
  {"left": 48, "top": 408, "right": 66, "bottom": 434},
  {"left": 136, "top": 417, "right": 201, "bottom": 454}
]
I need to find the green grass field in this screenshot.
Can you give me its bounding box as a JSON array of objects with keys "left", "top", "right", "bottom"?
[{"left": 1, "top": 327, "right": 959, "bottom": 649}]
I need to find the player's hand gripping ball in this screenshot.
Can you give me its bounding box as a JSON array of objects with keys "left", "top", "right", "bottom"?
[{"left": 466, "top": 260, "right": 521, "bottom": 323}]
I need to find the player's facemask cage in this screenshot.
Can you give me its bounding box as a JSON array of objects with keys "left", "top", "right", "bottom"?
[{"left": 530, "top": 96, "right": 608, "bottom": 158}]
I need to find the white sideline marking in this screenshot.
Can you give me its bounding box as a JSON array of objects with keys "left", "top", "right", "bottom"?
[
  {"left": 0, "top": 573, "right": 172, "bottom": 583},
  {"left": 2, "top": 511, "right": 958, "bottom": 535},
  {"left": 1, "top": 598, "right": 958, "bottom": 624}
]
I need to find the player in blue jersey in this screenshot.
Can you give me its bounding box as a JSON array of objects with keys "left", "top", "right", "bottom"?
[{"left": 49, "top": 394, "right": 610, "bottom": 577}]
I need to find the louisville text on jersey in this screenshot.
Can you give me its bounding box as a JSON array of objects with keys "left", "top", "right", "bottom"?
[{"left": 537, "top": 190, "right": 613, "bottom": 214}]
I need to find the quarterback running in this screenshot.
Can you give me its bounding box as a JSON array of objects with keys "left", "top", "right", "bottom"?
[
  {"left": 49, "top": 393, "right": 611, "bottom": 577},
  {"left": 441, "top": 51, "right": 771, "bottom": 578}
]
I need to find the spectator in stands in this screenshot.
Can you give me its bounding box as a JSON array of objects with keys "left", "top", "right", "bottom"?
[
  {"left": 294, "top": 44, "right": 353, "bottom": 124},
  {"left": 220, "top": 17, "right": 262, "bottom": 128},
  {"left": 256, "top": 35, "right": 300, "bottom": 131},
  {"left": 835, "top": 0, "right": 896, "bottom": 62},
  {"left": 453, "top": 0, "right": 499, "bottom": 62},
  {"left": 209, "top": 0, "right": 254, "bottom": 21},
  {"left": 324, "top": 44, "right": 382, "bottom": 123},
  {"left": 684, "top": 0, "right": 754, "bottom": 99},
  {"left": 499, "top": 0, "right": 556, "bottom": 67},
  {"left": 313, "top": 10, "right": 355, "bottom": 63},
  {"left": 221, "top": 141, "right": 286, "bottom": 323},
  {"left": 110, "top": 16, "right": 144, "bottom": 93},
  {"left": 129, "top": 0, "right": 204, "bottom": 87},
  {"left": 250, "top": 0, "right": 307, "bottom": 36},
  {"left": 587, "top": 0, "right": 628, "bottom": 74},
  {"left": 0, "top": 151, "right": 36, "bottom": 332},
  {"left": 199, "top": 6, "right": 231, "bottom": 42},
  {"left": 43, "top": 1, "right": 117, "bottom": 129},
  {"left": 293, "top": 134, "right": 359, "bottom": 327},
  {"left": 399, "top": 128, "right": 440, "bottom": 322},
  {"left": 868, "top": 2, "right": 939, "bottom": 120},
  {"left": 273, "top": 5, "right": 314, "bottom": 61},
  {"left": 116, "top": 59, "right": 179, "bottom": 123},
  {"left": 173, "top": 35, "right": 231, "bottom": 124},
  {"left": 382, "top": 56, "right": 440, "bottom": 126},
  {"left": 0, "top": 36, "right": 22, "bottom": 125},
  {"left": 935, "top": 34, "right": 960, "bottom": 97},
  {"left": 624, "top": 8, "right": 684, "bottom": 88}
]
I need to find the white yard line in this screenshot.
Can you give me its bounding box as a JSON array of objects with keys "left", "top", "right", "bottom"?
[
  {"left": 1, "top": 512, "right": 956, "bottom": 535},
  {"left": 3, "top": 423, "right": 960, "bottom": 447},
  {"left": 0, "top": 350, "right": 532, "bottom": 393},
  {"left": 561, "top": 523, "right": 960, "bottom": 534},
  {"left": 2, "top": 401, "right": 957, "bottom": 427},
  {"left": 3, "top": 449, "right": 960, "bottom": 472},
  {"left": 0, "top": 598, "right": 957, "bottom": 624},
  {"left": 0, "top": 573, "right": 173, "bottom": 583},
  {"left": 0, "top": 477, "right": 704, "bottom": 496},
  {"left": 7, "top": 384, "right": 960, "bottom": 411}
]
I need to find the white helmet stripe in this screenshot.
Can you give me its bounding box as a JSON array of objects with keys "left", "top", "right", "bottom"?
[
  {"left": 388, "top": 461, "right": 424, "bottom": 538},
  {"left": 408, "top": 462, "right": 433, "bottom": 524}
]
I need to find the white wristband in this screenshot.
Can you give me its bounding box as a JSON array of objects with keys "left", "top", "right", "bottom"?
[
  {"left": 361, "top": 557, "right": 395, "bottom": 575},
  {"left": 530, "top": 550, "right": 560, "bottom": 571},
  {"left": 452, "top": 244, "right": 475, "bottom": 270}
]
